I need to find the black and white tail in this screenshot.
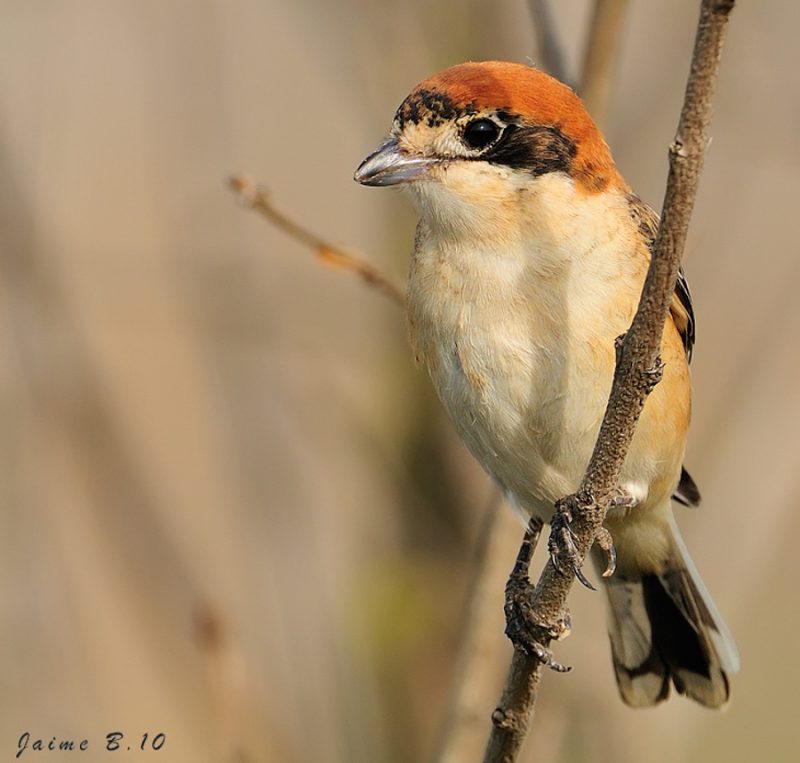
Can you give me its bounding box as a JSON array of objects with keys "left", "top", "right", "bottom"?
[{"left": 602, "top": 519, "right": 740, "bottom": 708}]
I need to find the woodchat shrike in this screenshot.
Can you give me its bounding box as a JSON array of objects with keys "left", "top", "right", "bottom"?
[{"left": 355, "top": 61, "right": 739, "bottom": 707}]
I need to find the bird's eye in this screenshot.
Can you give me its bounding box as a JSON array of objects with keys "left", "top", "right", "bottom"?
[{"left": 462, "top": 119, "right": 501, "bottom": 150}]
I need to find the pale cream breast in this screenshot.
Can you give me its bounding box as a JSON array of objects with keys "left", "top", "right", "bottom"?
[{"left": 407, "top": 173, "right": 689, "bottom": 522}]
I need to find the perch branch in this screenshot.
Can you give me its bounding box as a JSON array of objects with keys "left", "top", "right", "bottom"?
[
  {"left": 483, "top": 1, "right": 736, "bottom": 761},
  {"left": 580, "top": 0, "right": 632, "bottom": 129},
  {"left": 228, "top": 175, "right": 405, "bottom": 306}
]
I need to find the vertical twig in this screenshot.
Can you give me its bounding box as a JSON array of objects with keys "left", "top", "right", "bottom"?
[
  {"left": 527, "top": 0, "right": 571, "bottom": 85},
  {"left": 483, "top": 2, "right": 736, "bottom": 761},
  {"left": 432, "top": 492, "right": 519, "bottom": 763},
  {"left": 580, "top": 0, "right": 632, "bottom": 129}
]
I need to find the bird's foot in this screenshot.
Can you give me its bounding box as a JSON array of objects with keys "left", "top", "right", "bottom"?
[
  {"left": 614, "top": 335, "right": 664, "bottom": 393},
  {"left": 503, "top": 519, "right": 572, "bottom": 672},
  {"left": 548, "top": 495, "right": 617, "bottom": 591},
  {"left": 504, "top": 571, "right": 572, "bottom": 672}
]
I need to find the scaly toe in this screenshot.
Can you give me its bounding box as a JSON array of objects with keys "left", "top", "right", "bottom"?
[{"left": 595, "top": 526, "right": 617, "bottom": 578}]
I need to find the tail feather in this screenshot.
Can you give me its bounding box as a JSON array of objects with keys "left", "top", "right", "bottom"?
[
  {"left": 602, "top": 520, "right": 739, "bottom": 708},
  {"left": 604, "top": 578, "right": 670, "bottom": 706}
]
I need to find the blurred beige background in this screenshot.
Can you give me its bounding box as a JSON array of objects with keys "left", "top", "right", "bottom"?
[{"left": 1, "top": 1, "right": 798, "bottom": 762}]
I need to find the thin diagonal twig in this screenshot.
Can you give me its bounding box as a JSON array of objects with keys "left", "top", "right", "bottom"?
[{"left": 228, "top": 175, "right": 405, "bottom": 306}]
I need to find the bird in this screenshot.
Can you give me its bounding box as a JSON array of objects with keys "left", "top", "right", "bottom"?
[{"left": 354, "top": 60, "right": 739, "bottom": 708}]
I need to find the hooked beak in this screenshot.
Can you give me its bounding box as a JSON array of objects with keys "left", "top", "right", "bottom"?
[{"left": 354, "top": 137, "right": 438, "bottom": 186}]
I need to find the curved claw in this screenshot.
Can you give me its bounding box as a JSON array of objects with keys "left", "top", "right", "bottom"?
[
  {"left": 596, "top": 526, "right": 617, "bottom": 578},
  {"left": 574, "top": 565, "right": 596, "bottom": 591},
  {"left": 549, "top": 509, "right": 596, "bottom": 589},
  {"left": 550, "top": 547, "right": 588, "bottom": 586},
  {"left": 543, "top": 651, "right": 572, "bottom": 673},
  {"left": 505, "top": 616, "right": 573, "bottom": 673},
  {"left": 548, "top": 503, "right": 617, "bottom": 589}
]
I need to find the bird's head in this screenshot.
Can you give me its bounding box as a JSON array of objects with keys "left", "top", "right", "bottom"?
[{"left": 355, "top": 61, "right": 627, "bottom": 232}]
